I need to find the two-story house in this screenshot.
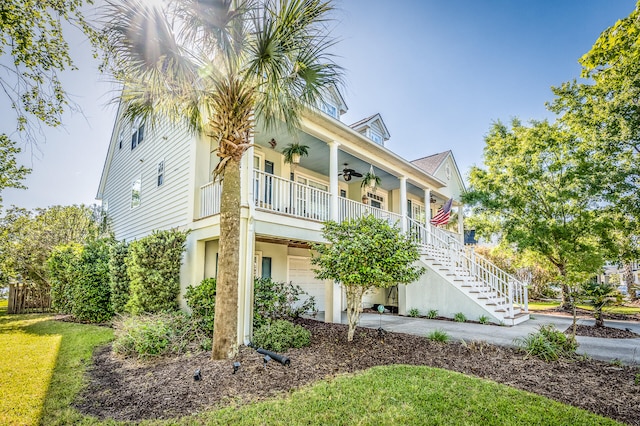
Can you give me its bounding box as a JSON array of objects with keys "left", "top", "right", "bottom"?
[{"left": 97, "top": 89, "right": 529, "bottom": 345}]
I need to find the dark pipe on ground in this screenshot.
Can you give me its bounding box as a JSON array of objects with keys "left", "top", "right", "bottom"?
[{"left": 256, "top": 348, "right": 291, "bottom": 366}]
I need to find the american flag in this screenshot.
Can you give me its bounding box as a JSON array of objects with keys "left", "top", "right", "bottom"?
[{"left": 430, "top": 198, "right": 453, "bottom": 226}]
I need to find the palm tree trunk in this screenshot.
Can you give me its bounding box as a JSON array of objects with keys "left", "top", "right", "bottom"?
[
  {"left": 212, "top": 158, "right": 241, "bottom": 360},
  {"left": 623, "top": 262, "right": 636, "bottom": 302}
]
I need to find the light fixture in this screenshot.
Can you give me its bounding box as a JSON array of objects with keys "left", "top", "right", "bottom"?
[
  {"left": 263, "top": 354, "right": 272, "bottom": 368},
  {"left": 193, "top": 369, "right": 202, "bottom": 381},
  {"left": 269, "top": 138, "right": 277, "bottom": 149},
  {"left": 343, "top": 173, "right": 352, "bottom": 181},
  {"left": 233, "top": 361, "right": 241, "bottom": 374}
]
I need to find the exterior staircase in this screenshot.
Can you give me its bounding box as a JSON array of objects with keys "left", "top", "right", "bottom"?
[{"left": 408, "top": 219, "right": 529, "bottom": 325}]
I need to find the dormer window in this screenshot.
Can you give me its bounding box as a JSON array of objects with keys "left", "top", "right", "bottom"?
[
  {"left": 369, "top": 129, "right": 383, "bottom": 145},
  {"left": 320, "top": 102, "right": 338, "bottom": 119},
  {"left": 131, "top": 117, "right": 145, "bottom": 150}
]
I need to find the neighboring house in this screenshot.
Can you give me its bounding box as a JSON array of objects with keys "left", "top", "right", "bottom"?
[{"left": 97, "top": 90, "right": 529, "bottom": 345}]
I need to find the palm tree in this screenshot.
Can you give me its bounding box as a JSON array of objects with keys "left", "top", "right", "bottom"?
[{"left": 102, "top": 0, "right": 342, "bottom": 359}]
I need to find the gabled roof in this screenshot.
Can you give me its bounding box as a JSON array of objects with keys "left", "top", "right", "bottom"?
[
  {"left": 327, "top": 85, "right": 348, "bottom": 115},
  {"left": 411, "top": 151, "right": 451, "bottom": 175},
  {"left": 349, "top": 113, "right": 390, "bottom": 140}
]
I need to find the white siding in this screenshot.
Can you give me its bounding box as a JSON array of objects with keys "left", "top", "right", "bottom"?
[{"left": 101, "top": 117, "right": 194, "bottom": 241}]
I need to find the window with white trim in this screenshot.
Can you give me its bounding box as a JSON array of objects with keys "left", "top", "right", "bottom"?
[
  {"left": 157, "top": 160, "right": 165, "bottom": 187},
  {"left": 320, "top": 102, "right": 338, "bottom": 118},
  {"left": 131, "top": 176, "right": 141, "bottom": 208},
  {"left": 131, "top": 117, "right": 145, "bottom": 150},
  {"left": 369, "top": 129, "right": 383, "bottom": 145}
]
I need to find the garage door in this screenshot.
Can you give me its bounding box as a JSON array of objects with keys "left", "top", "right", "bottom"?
[{"left": 288, "top": 257, "right": 325, "bottom": 311}]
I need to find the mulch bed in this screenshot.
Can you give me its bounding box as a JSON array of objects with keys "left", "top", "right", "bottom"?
[
  {"left": 75, "top": 318, "right": 640, "bottom": 425},
  {"left": 572, "top": 324, "right": 640, "bottom": 339}
]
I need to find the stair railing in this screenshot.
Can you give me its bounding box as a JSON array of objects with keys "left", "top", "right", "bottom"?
[{"left": 408, "top": 218, "right": 528, "bottom": 316}]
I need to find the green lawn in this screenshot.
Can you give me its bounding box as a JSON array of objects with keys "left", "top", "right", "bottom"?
[
  {"left": 0, "top": 304, "right": 623, "bottom": 426},
  {"left": 529, "top": 300, "right": 640, "bottom": 315}
]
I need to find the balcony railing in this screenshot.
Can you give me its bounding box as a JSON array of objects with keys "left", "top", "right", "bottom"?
[
  {"left": 199, "top": 180, "right": 222, "bottom": 218},
  {"left": 199, "top": 170, "right": 407, "bottom": 226}
]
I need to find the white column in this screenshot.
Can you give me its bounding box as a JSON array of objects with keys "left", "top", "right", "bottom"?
[
  {"left": 399, "top": 176, "right": 408, "bottom": 232},
  {"left": 327, "top": 140, "right": 342, "bottom": 323},
  {"left": 239, "top": 144, "right": 256, "bottom": 345},
  {"left": 424, "top": 188, "right": 431, "bottom": 225},
  {"left": 458, "top": 202, "right": 464, "bottom": 243},
  {"left": 329, "top": 141, "right": 339, "bottom": 222}
]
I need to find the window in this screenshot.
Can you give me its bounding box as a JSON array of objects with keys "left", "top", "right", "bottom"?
[
  {"left": 118, "top": 130, "right": 124, "bottom": 150},
  {"left": 340, "top": 189, "right": 347, "bottom": 198},
  {"left": 261, "top": 257, "right": 272, "bottom": 279},
  {"left": 367, "top": 192, "right": 384, "bottom": 209},
  {"left": 157, "top": 160, "right": 165, "bottom": 187},
  {"left": 131, "top": 117, "right": 145, "bottom": 150},
  {"left": 369, "top": 129, "right": 383, "bottom": 145},
  {"left": 320, "top": 102, "right": 338, "bottom": 118},
  {"left": 131, "top": 176, "right": 141, "bottom": 208}
]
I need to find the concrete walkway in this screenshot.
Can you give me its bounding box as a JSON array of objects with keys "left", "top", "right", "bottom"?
[{"left": 315, "top": 312, "right": 640, "bottom": 365}]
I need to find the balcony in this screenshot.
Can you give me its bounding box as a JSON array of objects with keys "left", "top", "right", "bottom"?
[{"left": 199, "top": 170, "right": 406, "bottom": 226}]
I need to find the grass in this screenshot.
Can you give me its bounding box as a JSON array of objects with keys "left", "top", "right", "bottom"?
[
  {"left": 0, "top": 302, "right": 114, "bottom": 426},
  {"left": 0, "top": 302, "right": 623, "bottom": 426},
  {"left": 187, "top": 365, "right": 620, "bottom": 426},
  {"left": 528, "top": 300, "right": 640, "bottom": 315}
]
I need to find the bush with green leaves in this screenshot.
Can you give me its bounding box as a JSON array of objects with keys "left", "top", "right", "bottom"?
[
  {"left": 515, "top": 324, "right": 578, "bottom": 362},
  {"left": 125, "top": 229, "right": 187, "bottom": 314},
  {"left": 109, "top": 240, "right": 130, "bottom": 314},
  {"left": 185, "top": 278, "right": 217, "bottom": 334},
  {"left": 252, "top": 319, "right": 311, "bottom": 352},
  {"left": 478, "top": 315, "right": 490, "bottom": 325},
  {"left": 72, "top": 238, "right": 113, "bottom": 323},
  {"left": 453, "top": 312, "right": 467, "bottom": 323},
  {"left": 408, "top": 308, "right": 420, "bottom": 318},
  {"left": 47, "top": 243, "right": 83, "bottom": 314},
  {"left": 112, "top": 312, "right": 209, "bottom": 359},
  {"left": 253, "top": 278, "right": 316, "bottom": 329},
  {"left": 581, "top": 281, "right": 620, "bottom": 327},
  {"left": 426, "top": 309, "right": 438, "bottom": 319},
  {"left": 426, "top": 329, "right": 450, "bottom": 342}
]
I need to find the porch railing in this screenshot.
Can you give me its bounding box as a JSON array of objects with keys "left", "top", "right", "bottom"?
[
  {"left": 253, "top": 170, "right": 331, "bottom": 221},
  {"left": 338, "top": 197, "right": 403, "bottom": 224},
  {"left": 408, "top": 218, "right": 529, "bottom": 316}
]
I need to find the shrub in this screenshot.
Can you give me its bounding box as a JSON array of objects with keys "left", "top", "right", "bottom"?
[
  {"left": 252, "top": 319, "right": 311, "bottom": 352},
  {"left": 72, "top": 238, "right": 113, "bottom": 323},
  {"left": 112, "top": 312, "right": 209, "bottom": 359},
  {"left": 515, "top": 324, "right": 578, "bottom": 362},
  {"left": 408, "top": 308, "right": 420, "bottom": 317},
  {"left": 253, "top": 278, "right": 315, "bottom": 329},
  {"left": 426, "top": 329, "right": 450, "bottom": 342},
  {"left": 47, "top": 243, "right": 83, "bottom": 314},
  {"left": 478, "top": 315, "right": 490, "bottom": 324},
  {"left": 426, "top": 309, "right": 438, "bottom": 319},
  {"left": 185, "top": 278, "right": 216, "bottom": 334},
  {"left": 453, "top": 312, "right": 467, "bottom": 323},
  {"left": 109, "top": 240, "right": 130, "bottom": 314},
  {"left": 125, "top": 229, "right": 187, "bottom": 314}
]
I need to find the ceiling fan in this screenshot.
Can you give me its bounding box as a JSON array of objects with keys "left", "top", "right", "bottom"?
[{"left": 339, "top": 163, "right": 362, "bottom": 181}]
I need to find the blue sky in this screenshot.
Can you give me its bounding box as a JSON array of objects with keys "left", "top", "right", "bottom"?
[{"left": 1, "top": 0, "right": 636, "bottom": 210}]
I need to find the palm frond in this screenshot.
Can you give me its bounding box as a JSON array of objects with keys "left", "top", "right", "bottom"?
[{"left": 102, "top": 0, "right": 206, "bottom": 132}]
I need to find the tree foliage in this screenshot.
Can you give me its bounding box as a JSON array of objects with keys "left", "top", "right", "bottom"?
[
  {"left": 549, "top": 2, "right": 640, "bottom": 282},
  {"left": 0, "top": 134, "right": 30, "bottom": 207},
  {"left": 102, "top": 0, "right": 343, "bottom": 359},
  {"left": 0, "top": 0, "right": 101, "bottom": 144},
  {"left": 312, "top": 215, "right": 424, "bottom": 341},
  {"left": 47, "top": 242, "right": 83, "bottom": 314},
  {"left": 0, "top": 205, "right": 103, "bottom": 294},
  {"left": 125, "top": 229, "right": 187, "bottom": 314},
  {"left": 463, "top": 120, "right": 606, "bottom": 306}
]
